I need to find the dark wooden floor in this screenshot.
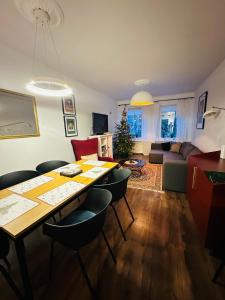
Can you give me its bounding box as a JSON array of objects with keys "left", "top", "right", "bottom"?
[{"left": 1, "top": 188, "right": 225, "bottom": 300}]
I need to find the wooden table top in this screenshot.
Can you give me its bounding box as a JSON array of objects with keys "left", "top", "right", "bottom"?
[{"left": 0, "top": 160, "right": 118, "bottom": 239}]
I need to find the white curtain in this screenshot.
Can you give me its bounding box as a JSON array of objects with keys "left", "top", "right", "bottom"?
[
  {"left": 176, "top": 98, "right": 195, "bottom": 142},
  {"left": 152, "top": 102, "right": 160, "bottom": 141}
]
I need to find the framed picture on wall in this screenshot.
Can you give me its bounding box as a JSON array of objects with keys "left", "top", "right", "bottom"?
[
  {"left": 64, "top": 116, "right": 78, "bottom": 137},
  {"left": 62, "top": 95, "right": 76, "bottom": 115},
  {"left": 196, "top": 91, "right": 208, "bottom": 129}
]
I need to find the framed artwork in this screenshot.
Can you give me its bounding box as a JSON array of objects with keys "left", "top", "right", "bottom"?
[
  {"left": 64, "top": 116, "right": 78, "bottom": 137},
  {"left": 62, "top": 95, "right": 76, "bottom": 115},
  {"left": 0, "top": 88, "right": 40, "bottom": 139},
  {"left": 196, "top": 91, "right": 208, "bottom": 129}
]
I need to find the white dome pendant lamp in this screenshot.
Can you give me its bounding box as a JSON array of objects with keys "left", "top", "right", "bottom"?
[
  {"left": 15, "top": 0, "right": 72, "bottom": 97},
  {"left": 130, "top": 79, "right": 154, "bottom": 106}
]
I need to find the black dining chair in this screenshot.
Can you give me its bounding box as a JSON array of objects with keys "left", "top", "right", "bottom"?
[
  {"left": 0, "top": 170, "right": 40, "bottom": 299},
  {"left": 43, "top": 188, "right": 116, "bottom": 298},
  {"left": 0, "top": 170, "right": 40, "bottom": 190},
  {"left": 93, "top": 168, "right": 134, "bottom": 241},
  {"left": 36, "top": 160, "right": 69, "bottom": 174},
  {"left": 0, "top": 231, "right": 22, "bottom": 299}
]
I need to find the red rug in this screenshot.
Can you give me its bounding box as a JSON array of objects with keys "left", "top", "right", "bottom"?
[{"left": 127, "top": 163, "right": 163, "bottom": 192}]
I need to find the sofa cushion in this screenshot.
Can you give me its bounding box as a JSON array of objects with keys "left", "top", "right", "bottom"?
[
  {"left": 180, "top": 142, "right": 195, "bottom": 159},
  {"left": 149, "top": 150, "right": 164, "bottom": 164},
  {"left": 163, "top": 151, "right": 184, "bottom": 162},
  {"left": 186, "top": 147, "right": 202, "bottom": 160},
  {"left": 150, "top": 149, "right": 184, "bottom": 163},
  {"left": 81, "top": 153, "right": 98, "bottom": 160},
  {"left": 170, "top": 142, "right": 182, "bottom": 153}
]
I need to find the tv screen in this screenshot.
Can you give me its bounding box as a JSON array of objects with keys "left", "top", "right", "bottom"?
[{"left": 92, "top": 113, "right": 108, "bottom": 134}]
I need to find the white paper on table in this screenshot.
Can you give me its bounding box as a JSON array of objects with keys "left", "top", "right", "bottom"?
[
  {"left": 53, "top": 164, "right": 81, "bottom": 173},
  {"left": 82, "top": 160, "right": 106, "bottom": 167},
  {"left": 80, "top": 167, "right": 109, "bottom": 179},
  {"left": 0, "top": 194, "right": 38, "bottom": 226},
  {"left": 38, "top": 181, "right": 86, "bottom": 205},
  {"left": 8, "top": 175, "right": 54, "bottom": 194}
]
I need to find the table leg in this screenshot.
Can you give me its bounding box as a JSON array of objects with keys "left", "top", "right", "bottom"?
[{"left": 15, "top": 238, "right": 33, "bottom": 300}]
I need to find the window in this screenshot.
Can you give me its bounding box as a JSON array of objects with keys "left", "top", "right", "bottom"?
[
  {"left": 127, "top": 108, "right": 142, "bottom": 138},
  {"left": 160, "top": 105, "right": 177, "bottom": 139}
]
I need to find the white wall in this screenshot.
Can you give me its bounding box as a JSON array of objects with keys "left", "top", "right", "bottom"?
[
  {"left": 192, "top": 58, "right": 225, "bottom": 152},
  {"left": 0, "top": 42, "right": 116, "bottom": 175}
]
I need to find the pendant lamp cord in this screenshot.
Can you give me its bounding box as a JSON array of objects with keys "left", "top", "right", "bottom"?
[
  {"left": 47, "top": 21, "right": 66, "bottom": 82},
  {"left": 31, "top": 16, "right": 38, "bottom": 78}
]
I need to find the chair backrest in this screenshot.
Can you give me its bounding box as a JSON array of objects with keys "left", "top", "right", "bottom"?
[
  {"left": 0, "top": 170, "right": 40, "bottom": 190},
  {"left": 43, "top": 189, "right": 112, "bottom": 249},
  {"left": 0, "top": 231, "right": 9, "bottom": 259},
  {"left": 93, "top": 168, "right": 131, "bottom": 202},
  {"left": 71, "top": 138, "right": 99, "bottom": 161},
  {"left": 36, "top": 160, "right": 69, "bottom": 174}
]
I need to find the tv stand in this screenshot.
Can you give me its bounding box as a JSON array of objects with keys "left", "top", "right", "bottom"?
[{"left": 88, "top": 133, "right": 113, "bottom": 158}]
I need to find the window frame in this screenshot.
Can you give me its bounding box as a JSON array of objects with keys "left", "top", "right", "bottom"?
[
  {"left": 127, "top": 107, "right": 143, "bottom": 140},
  {"left": 158, "top": 105, "right": 177, "bottom": 141}
]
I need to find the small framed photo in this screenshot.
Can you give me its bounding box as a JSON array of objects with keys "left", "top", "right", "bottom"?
[
  {"left": 64, "top": 116, "right": 78, "bottom": 137},
  {"left": 62, "top": 95, "right": 76, "bottom": 115},
  {"left": 196, "top": 91, "right": 208, "bottom": 129}
]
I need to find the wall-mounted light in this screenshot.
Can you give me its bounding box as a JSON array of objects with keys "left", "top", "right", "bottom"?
[{"left": 203, "top": 106, "right": 225, "bottom": 119}]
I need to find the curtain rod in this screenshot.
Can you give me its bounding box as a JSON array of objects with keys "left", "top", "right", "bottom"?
[
  {"left": 154, "top": 96, "right": 194, "bottom": 102},
  {"left": 117, "top": 96, "right": 194, "bottom": 106}
]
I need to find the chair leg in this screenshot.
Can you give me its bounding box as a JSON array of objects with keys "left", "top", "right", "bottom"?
[
  {"left": 101, "top": 230, "right": 117, "bottom": 264},
  {"left": 0, "top": 264, "right": 23, "bottom": 300},
  {"left": 111, "top": 204, "right": 126, "bottom": 241},
  {"left": 212, "top": 261, "right": 225, "bottom": 283},
  {"left": 52, "top": 216, "right": 57, "bottom": 224},
  {"left": 124, "top": 195, "right": 135, "bottom": 221},
  {"left": 75, "top": 250, "right": 97, "bottom": 299},
  {"left": 49, "top": 240, "right": 56, "bottom": 280},
  {"left": 3, "top": 257, "right": 11, "bottom": 270}
]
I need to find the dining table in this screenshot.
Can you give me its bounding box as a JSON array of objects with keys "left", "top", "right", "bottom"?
[{"left": 0, "top": 159, "right": 118, "bottom": 299}]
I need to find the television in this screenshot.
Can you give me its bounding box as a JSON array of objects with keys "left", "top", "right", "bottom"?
[{"left": 92, "top": 113, "right": 108, "bottom": 134}]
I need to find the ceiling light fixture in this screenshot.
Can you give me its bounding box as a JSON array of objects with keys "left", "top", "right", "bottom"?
[
  {"left": 130, "top": 79, "right": 154, "bottom": 106},
  {"left": 15, "top": 0, "right": 72, "bottom": 97},
  {"left": 203, "top": 106, "right": 225, "bottom": 119}
]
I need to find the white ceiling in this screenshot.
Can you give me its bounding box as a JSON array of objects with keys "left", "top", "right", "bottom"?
[{"left": 1, "top": 0, "right": 225, "bottom": 100}]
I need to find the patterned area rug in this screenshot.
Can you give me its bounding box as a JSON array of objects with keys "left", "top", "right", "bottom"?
[{"left": 127, "top": 163, "right": 163, "bottom": 192}]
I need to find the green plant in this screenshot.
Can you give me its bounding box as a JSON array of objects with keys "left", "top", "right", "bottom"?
[{"left": 113, "top": 108, "right": 134, "bottom": 158}]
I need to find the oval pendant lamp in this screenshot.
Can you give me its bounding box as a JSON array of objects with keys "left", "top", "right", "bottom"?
[
  {"left": 130, "top": 79, "right": 154, "bottom": 106},
  {"left": 15, "top": 0, "right": 73, "bottom": 97}
]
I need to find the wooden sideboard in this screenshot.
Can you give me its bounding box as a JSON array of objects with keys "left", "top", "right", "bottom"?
[{"left": 187, "top": 151, "right": 225, "bottom": 258}]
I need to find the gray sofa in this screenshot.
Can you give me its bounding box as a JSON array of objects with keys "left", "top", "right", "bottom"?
[{"left": 149, "top": 142, "right": 202, "bottom": 192}]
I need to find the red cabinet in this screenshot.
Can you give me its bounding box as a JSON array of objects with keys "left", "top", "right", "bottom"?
[{"left": 187, "top": 151, "right": 225, "bottom": 257}]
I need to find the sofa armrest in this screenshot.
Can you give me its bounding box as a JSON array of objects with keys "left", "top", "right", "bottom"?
[{"left": 163, "top": 160, "right": 188, "bottom": 192}]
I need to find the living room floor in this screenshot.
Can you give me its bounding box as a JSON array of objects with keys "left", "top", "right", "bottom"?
[{"left": 1, "top": 159, "right": 225, "bottom": 300}]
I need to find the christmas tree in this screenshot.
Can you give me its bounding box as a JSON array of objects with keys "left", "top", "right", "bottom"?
[{"left": 113, "top": 107, "right": 134, "bottom": 158}]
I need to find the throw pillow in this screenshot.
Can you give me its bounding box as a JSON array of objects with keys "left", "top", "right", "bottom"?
[
  {"left": 162, "top": 142, "right": 171, "bottom": 151},
  {"left": 81, "top": 153, "right": 98, "bottom": 160},
  {"left": 170, "top": 142, "right": 182, "bottom": 153}
]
